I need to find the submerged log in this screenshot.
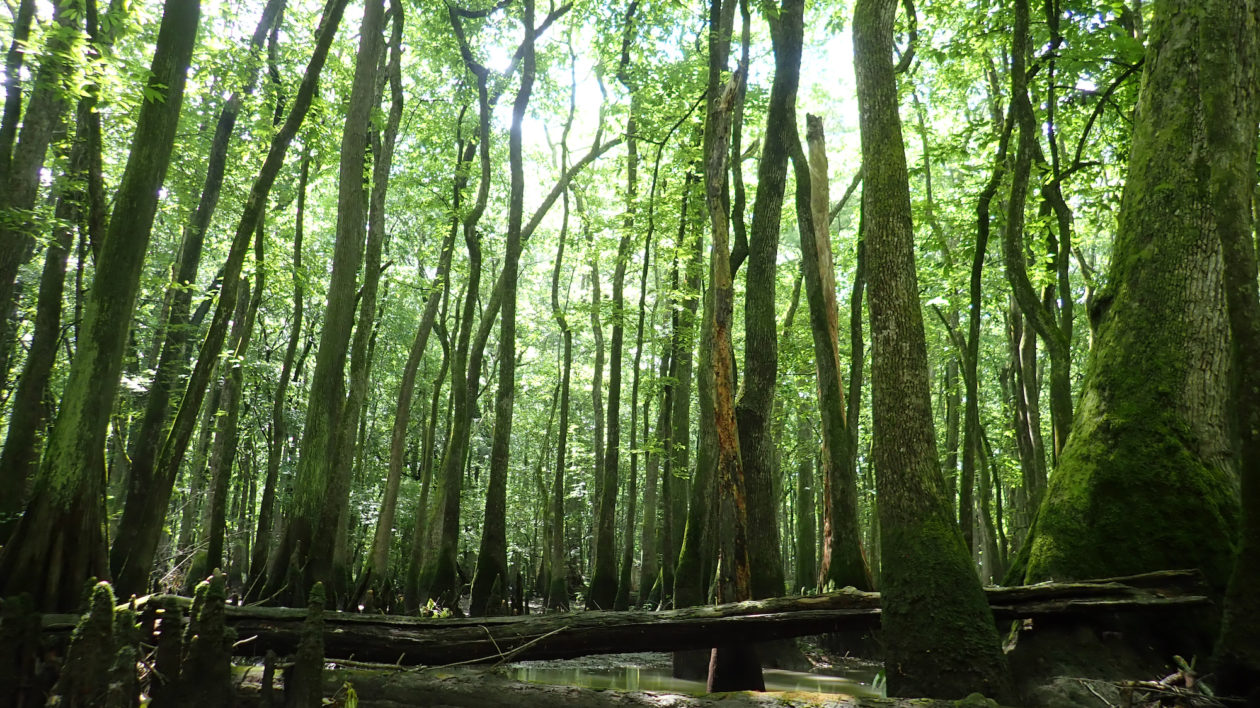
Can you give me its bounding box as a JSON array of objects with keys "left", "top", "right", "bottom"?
[{"left": 43, "top": 569, "right": 1208, "bottom": 667}]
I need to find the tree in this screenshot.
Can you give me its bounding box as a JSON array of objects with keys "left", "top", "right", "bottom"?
[
  {"left": 269, "top": 0, "right": 386, "bottom": 605},
  {"left": 734, "top": 0, "right": 803, "bottom": 601},
  {"left": 470, "top": 0, "right": 536, "bottom": 617},
  {"left": 1012, "top": 0, "right": 1247, "bottom": 592},
  {"left": 0, "top": 0, "right": 201, "bottom": 611},
  {"left": 109, "top": 0, "right": 349, "bottom": 598},
  {"left": 852, "top": 0, "right": 1012, "bottom": 698}
]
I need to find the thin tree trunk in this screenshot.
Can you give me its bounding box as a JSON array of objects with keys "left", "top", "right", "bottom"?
[
  {"left": 735, "top": 0, "right": 803, "bottom": 602},
  {"left": 791, "top": 118, "right": 869, "bottom": 592},
  {"left": 205, "top": 223, "right": 265, "bottom": 575},
  {"left": 470, "top": 0, "right": 535, "bottom": 618},
  {"left": 113, "top": 0, "right": 347, "bottom": 600},
  {"left": 249, "top": 148, "right": 308, "bottom": 591},
  {"left": 0, "top": 0, "right": 80, "bottom": 374}
]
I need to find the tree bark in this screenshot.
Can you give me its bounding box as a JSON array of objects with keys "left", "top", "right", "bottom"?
[
  {"left": 853, "top": 0, "right": 1012, "bottom": 698},
  {"left": 1014, "top": 0, "right": 1247, "bottom": 593},
  {"left": 249, "top": 148, "right": 307, "bottom": 591},
  {"left": 1213, "top": 2, "right": 1260, "bottom": 691},
  {"left": 732, "top": 0, "right": 802, "bottom": 603},
  {"left": 110, "top": 0, "right": 286, "bottom": 596},
  {"left": 0, "top": 0, "right": 201, "bottom": 611},
  {"left": 0, "top": 0, "right": 79, "bottom": 380},
  {"left": 789, "top": 119, "right": 869, "bottom": 593},
  {"left": 273, "top": 0, "right": 385, "bottom": 605},
  {"left": 113, "top": 0, "right": 349, "bottom": 600}
]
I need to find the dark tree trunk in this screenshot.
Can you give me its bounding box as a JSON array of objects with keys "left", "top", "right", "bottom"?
[
  {"left": 0, "top": 0, "right": 201, "bottom": 611},
  {"left": 0, "top": 0, "right": 79, "bottom": 380},
  {"left": 734, "top": 0, "right": 803, "bottom": 602},
  {"left": 853, "top": 0, "right": 1012, "bottom": 698},
  {"left": 1214, "top": 2, "right": 1260, "bottom": 691},
  {"left": 249, "top": 149, "right": 307, "bottom": 591},
  {"left": 205, "top": 224, "right": 264, "bottom": 575},
  {"left": 272, "top": 0, "right": 385, "bottom": 605},
  {"left": 112, "top": 0, "right": 348, "bottom": 600}
]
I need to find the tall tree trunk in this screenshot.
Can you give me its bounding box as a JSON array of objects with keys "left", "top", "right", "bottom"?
[
  {"left": 114, "top": 0, "right": 348, "bottom": 599},
  {"left": 853, "top": 0, "right": 1011, "bottom": 698},
  {"left": 660, "top": 174, "right": 698, "bottom": 609},
  {"left": 1014, "top": 0, "right": 1248, "bottom": 593},
  {"left": 1213, "top": 2, "right": 1260, "bottom": 691},
  {"left": 0, "top": 0, "right": 80, "bottom": 382},
  {"left": 330, "top": 0, "right": 402, "bottom": 604},
  {"left": 470, "top": 0, "right": 535, "bottom": 617},
  {"left": 1000, "top": 0, "right": 1072, "bottom": 466},
  {"left": 790, "top": 120, "right": 869, "bottom": 592},
  {"left": 0, "top": 0, "right": 201, "bottom": 611},
  {"left": 110, "top": 0, "right": 287, "bottom": 597},
  {"left": 205, "top": 223, "right": 265, "bottom": 575},
  {"left": 734, "top": 0, "right": 803, "bottom": 602},
  {"left": 704, "top": 66, "right": 763, "bottom": 693},
  {"left": 0, "top": 67, "right": 102, "bottom": 532},
  {"left": 417, "top": 21, "right": 494, "bottom": 608},
  {"left": 583, "top": 194, "right": 606, "bottom": 582},
  {"left": 0, "top": 0, "right": 36, "bottom": 185},
  {"left": 616, "top": 176, "right": 651, "bottom": 611},
  {"left": 249, "top": 148, "right": 307, "bottom": 591},
  {"left": 271, "top": 0, "right": 384, "bottom": 605}
]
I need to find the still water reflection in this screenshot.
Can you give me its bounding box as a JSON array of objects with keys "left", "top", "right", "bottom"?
[{"left": 508, "top": 665, "right": 883, "bottom": 698}]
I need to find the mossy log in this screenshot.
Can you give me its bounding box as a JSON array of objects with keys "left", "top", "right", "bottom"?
[{"left": 43, "top": 570, "right": 1208, "bottom": 667}]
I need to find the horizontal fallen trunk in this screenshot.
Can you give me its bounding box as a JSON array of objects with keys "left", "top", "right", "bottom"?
[{"left": 44, "top": 569, "right": 1208, "bottom": 667}]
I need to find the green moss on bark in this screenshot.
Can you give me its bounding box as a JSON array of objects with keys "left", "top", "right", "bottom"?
[{"left": 880, "top": 513, "right": 1011, "bottom": 700}]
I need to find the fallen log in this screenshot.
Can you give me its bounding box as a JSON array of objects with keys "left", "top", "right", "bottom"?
[{"left": 42, "top": 569, "right": 1208, "bottom": 667}]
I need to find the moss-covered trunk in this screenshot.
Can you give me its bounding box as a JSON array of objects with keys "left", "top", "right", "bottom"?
[
  {"left": 1016, "top": 0, "right": 1247, "bottom": 592},
  {"left": 735, "top": 0, "right": 803, "bottom": 602},
  {"left": 853, "top": 0, "right": 1011, "bottom": 698},
  {"left": 0, "top": 0, "right": 201, "bottom": 611}
]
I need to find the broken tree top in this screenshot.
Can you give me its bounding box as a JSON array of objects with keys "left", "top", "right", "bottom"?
[{"left": 41, "top": 569, "right": 1208, "bottom": 667}]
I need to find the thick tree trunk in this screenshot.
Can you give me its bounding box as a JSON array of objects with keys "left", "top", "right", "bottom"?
[
  {"left": 1014, "top": 0, "right": 1246, "bottom": 592},
  {"left": 1213, "top": 3, "right": 1260, "bottom": 692},
  {"left": 0, "top": 0, "right": 201, "bottom": 611},
  {"left": 853, "top": 0, "right": 1011, "bottom": 698}
]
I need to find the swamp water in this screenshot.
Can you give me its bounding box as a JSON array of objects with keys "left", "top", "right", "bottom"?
[{"left": 508, "top": 656, "right": 884, "bottom": 697}]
